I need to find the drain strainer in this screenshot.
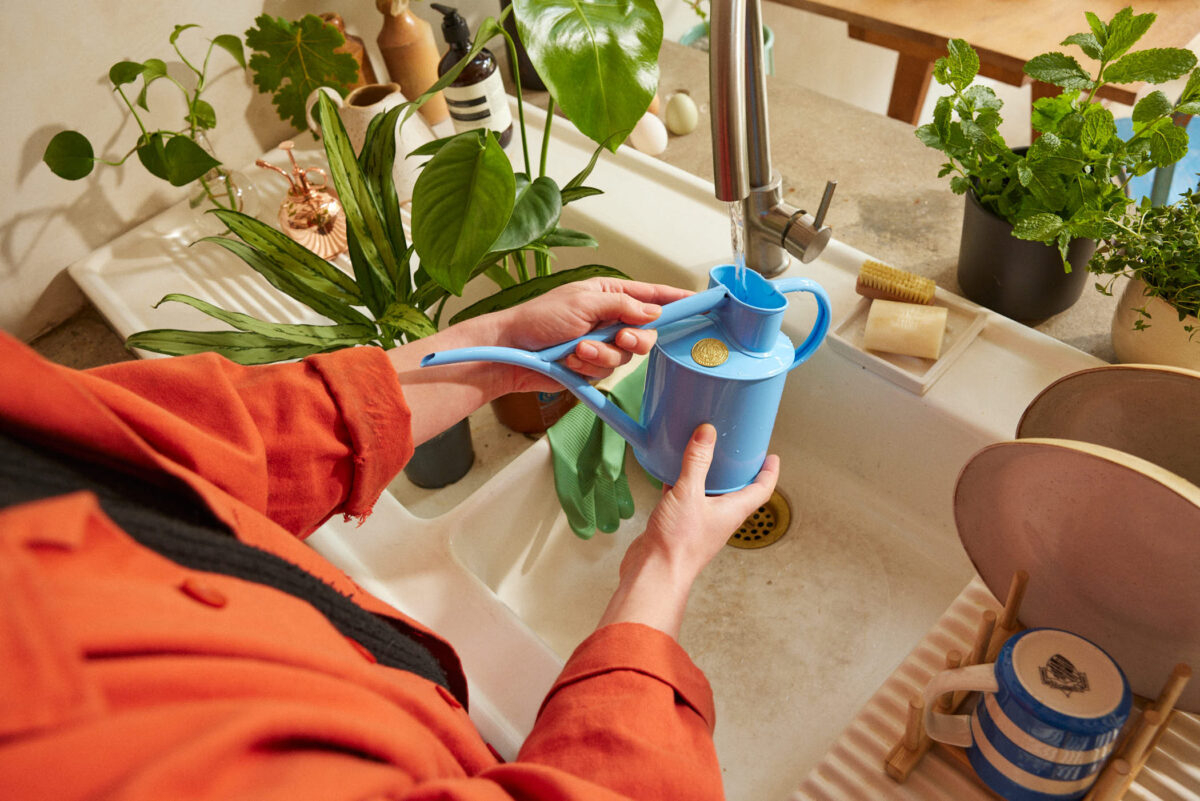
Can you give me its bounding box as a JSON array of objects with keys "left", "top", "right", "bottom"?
[{"left": 727, "top": 490, "right": 791, "bottom": 549}]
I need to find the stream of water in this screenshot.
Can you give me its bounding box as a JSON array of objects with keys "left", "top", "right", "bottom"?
[{"left": 729, "top": 201, "right": 749, "bottom": 300}]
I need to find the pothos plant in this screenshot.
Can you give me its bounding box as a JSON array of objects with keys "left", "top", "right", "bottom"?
[
  {"left": 42, "top": 24, "right": 248, "bottom": 211},
  {"left": 916, "top": 6, "right": 1200, "bottom": 268},
  {"left": 1091, "top": 189, "right": 1200, "bottom": 340},
  {"left": 124, "top": 0, "right": 663, "bottom": 361}
]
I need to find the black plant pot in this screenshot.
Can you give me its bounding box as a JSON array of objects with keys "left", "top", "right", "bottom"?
[
  {"left": 957, "top": 189, "right": 1097, "bottom": 323},
  {"left": 403, "top": 417, "right": 475, "bottom": 489}
]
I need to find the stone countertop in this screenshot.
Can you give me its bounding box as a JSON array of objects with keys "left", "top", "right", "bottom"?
[{"left": 559, "top": 40, "right": 1120, "bottom": 361}]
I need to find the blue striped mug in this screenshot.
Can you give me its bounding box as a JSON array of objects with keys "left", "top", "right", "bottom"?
[{"left": 923, "top": 628, "right": 1131, "bottom": 801}]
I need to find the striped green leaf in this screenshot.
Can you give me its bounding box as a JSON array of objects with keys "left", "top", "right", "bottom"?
[
  {"left": 209, "top": 208, "right": 361, "bottom": 304},
  {"left": 125, "top": 329, "right": 335, "bottom": 365},
  {"left": 379, "top": 300, "right": 438, "bottom": 341},
  {"left": 153, "top": 293, "right": 377, "bottom": 346},
  {"left": 318, "top": 93, "right": 406, "bottom": 303},
  {"left": 449, "top": 264, "right": 627, "bottom": 325},
  {"left": 197, "top": 236, "right": 371, "bottom": 326}
]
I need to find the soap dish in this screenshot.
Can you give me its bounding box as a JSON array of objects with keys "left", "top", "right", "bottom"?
[{"left": 827, "top": 291, "right": 987, "bottom": 395}]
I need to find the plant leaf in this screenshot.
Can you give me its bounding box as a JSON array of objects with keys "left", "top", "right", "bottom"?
[
  {"left": 1104, "top": 48, "right": 1197, "bottom": 85},
  {"left": 1144, "top": 118, "right": 1189, "bottom": 167},
  {"left": 170, "top": 24, "right": 200, "bottom": 45},
  {"left": 162, "top": 135, "right": 221, "bottom": 186},
  {"left": 43, "top": 131, "right": 95, "bottom": 180},
  {"left": 933, "top": 39, "right": 979, "bottom": 91},
  {"left": 211, "top": 34, "right": 247, "bottom": 69},
  {"left": 1024, "top": 52, "right": 1094, "bottom": 90},
  {"left": 136, "top": 133, "right": 170, "bottom": 181},
  {"left": 1084, "top": 11, "right": 1108, "bottom": 45},
  {"left": 152, "top": 293, "right": 376, "bottom": 345},
  {"left": 141, "top": 58, "right": 168, "bottom": 82},
  {"left": 491, "top": 175, "right": 562, "bottom": 253},
  {"left": 1132, "top": 91, "right": 1173, "bottom": 124},
  {"left": 560, "top": 186, "right": 604, "bottom": 204},
  {"left": 514, "top": 0, "right": 662, "bottom": 152},
  {"left": 1012, "top": 212, "right": 1064, "bottom": 242},
  {"left": 187, "top": 98, "right": 217, "bottom": 130},
  {"left": 448, "top": 264, "right": 629, "bottom": 325},
  {"left": 126, "top": 329, "right": 334, "bottom": 365},
  {"left": 245, "top": 14, "right": 360, "bottom": 130},
  {"left": 540, "top": 227, "right": 599, "bottom": 248},
  {"left": 358, "top": 103, "right": 410, "bottom": 294},
  {"left": 1016, "top": 161, "right": 1068, "bottom": 209},
  {"left": 1080, "top": 103, "right": 1117, "bottom": 153},
  {"left": 1061, "top": 32, "right": 1102, "bottom": 61},
  {"left": 208, "top": 208, "right": 364, "bottom": 306},
  {"left": 411, "top": 131, "right": 515, "bottom": 295},
  {"left": 108, "top": 61, "right": 145, "bottom": 86},
  {"left": 378, "top": 301, "right": 437, "bottom": 341},
  {"left": 1100, "top": 7, "right": 1156, "bottom": 62}
]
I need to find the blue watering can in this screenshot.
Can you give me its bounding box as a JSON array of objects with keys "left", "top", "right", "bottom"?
[{"left": 422, "top": 264, "right": 832, "bottom": 493}]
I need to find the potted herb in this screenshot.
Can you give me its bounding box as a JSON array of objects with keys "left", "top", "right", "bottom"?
[
  {"left": 42, "top": 24, "right": 250, "bottom": 216},
  {"left": 405, "top": 0, "right": 662, "bottom": 431},
  {"left": 917, "top": 7, "right": 1198, "bottom": 321},
  {"left": 1092, "top": 189, "right": 1200, "bottom": 369}
]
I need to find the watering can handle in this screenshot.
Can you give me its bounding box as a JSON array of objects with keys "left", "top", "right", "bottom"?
[
  {"left": 534, "top": 286, "right": 728, "bottom": 362},
  {"left": 772, "top": 277, "right": 832, "bottom": 370}
]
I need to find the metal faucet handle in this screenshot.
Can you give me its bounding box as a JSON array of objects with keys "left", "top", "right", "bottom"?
[{"left": 813, "top": 180, "right": 837, "bottom": 230}]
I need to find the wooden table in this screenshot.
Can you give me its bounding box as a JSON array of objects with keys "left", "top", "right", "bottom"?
[{"left": 772, "top": 1, "right": 1200, "bottom": 125}]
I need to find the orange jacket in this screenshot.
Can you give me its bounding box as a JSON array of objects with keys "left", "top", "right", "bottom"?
[{"left": 0, "top": 332, "right": 723, "bottom": 801}]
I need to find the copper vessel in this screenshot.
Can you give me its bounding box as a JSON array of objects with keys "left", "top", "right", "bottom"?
[{"left": 256, "top": 142, "right": 349, "bottom": 260}]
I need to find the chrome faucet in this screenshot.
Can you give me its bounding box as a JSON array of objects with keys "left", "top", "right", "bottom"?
[{"left": 709, "top": 0, "right": 836, "bottom": 277}]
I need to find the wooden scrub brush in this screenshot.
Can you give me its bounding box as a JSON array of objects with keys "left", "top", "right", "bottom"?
[{"left": 857, "top": 260, "right": 936, "bottom": 305}]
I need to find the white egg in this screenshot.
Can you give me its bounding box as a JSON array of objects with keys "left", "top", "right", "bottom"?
[
  {"left": 665, "top": 92, "right": 699, "bottom": 135},
  {"left": 628, "top": 112, "right": 668, "bottom": 155}
]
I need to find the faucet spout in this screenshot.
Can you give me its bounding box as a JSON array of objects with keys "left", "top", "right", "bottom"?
[{"left": 708, "top": 0, "right": 836, "bottom": 276}]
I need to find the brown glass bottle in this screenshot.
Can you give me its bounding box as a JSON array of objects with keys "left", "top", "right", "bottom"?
[{"left": 432, "top": 3, "right": 513, "bottom": 148}]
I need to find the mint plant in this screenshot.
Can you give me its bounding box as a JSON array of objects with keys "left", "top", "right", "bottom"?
[
  {"left": 1092, "top": 189, "right": 1200, "bottom": 339},
  {"left": 916, "top": 7, "right": 1200, "bottom": 268}
]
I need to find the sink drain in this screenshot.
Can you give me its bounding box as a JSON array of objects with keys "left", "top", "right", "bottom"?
[{"left": 727, "top": 490, "right": 791, "bottom": 549}]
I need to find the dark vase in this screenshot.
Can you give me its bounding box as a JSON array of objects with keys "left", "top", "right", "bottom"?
[
  {"left": 403, "top": 417, "right": 474, "bottom": 488},
  {"left": 957, "top": 188, "right": 1097, "bottom": 322},
  {"left": 490, "top": 390, "right": 577, "bottom": 434},
  {"left": 498, "top": 0, "right": 545, "bottom": 91}
]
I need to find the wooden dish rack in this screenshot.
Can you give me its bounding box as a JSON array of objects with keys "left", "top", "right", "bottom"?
[{"left": 884, "top": 569, "right": 1193, "bottom": 801}]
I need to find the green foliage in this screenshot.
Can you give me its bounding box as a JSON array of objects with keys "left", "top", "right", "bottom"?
[
  {"left": 915, "top": 8, "right": 1199, "bottom": 269},
  {"left": 1090, "top": 189, "right": 1200, "bottom": 339},
  {"left": 244, "top": 14, "right": 360, "bottom": 131},
  {"left": 126, "top": 96, "right": 439, "bottom": 363},
  {"left": 41, "top": 24, "right": 247, "bottom": 209},
  {"left": 513, "top": 0, "right": 663, "bottom": 152}
]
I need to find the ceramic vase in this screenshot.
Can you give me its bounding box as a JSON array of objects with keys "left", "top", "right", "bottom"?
[
  {"left": 1112, "top": 277, "right": 1200, "bottom": 369},
  {"left": 956, "top": 188, "right": 1096, "bottom": 322},
  {"left": 403, "top": 417, "right": 475, "bottom": 488}
]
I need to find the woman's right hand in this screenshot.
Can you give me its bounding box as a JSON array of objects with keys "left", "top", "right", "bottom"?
[{"left": 597, "top": 423, "right": 780, "bottom": 638}]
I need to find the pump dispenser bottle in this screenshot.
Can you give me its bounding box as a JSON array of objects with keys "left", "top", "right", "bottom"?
[{"left": 432, "top": 3, "right": 513, "bottom": 148}]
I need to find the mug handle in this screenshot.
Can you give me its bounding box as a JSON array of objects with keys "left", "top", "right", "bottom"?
[
  {"left": 921, "top": 663, "right": 999, "bottom": 748},
  {"left": 305, "top": 86, "right": 345, "bottom": 136},
  {"left": 772, "top": 277, "right": 832, "bottom": 369}
]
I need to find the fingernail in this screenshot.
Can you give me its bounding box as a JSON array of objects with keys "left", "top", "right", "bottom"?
[
  {"left": 642, "top": 303, "right": 660, "bottom": 317},
  {"left": 617, "top": 330, "right": 637, "bottom": 349},
  {"left": 578, "top": 342, "right": 598, "bottom": 359},
  {"left": 694, "top": 423, "right": 716, "bottom": 444}
]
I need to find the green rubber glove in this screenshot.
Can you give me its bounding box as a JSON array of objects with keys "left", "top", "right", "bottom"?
[{"left": 547, "top": 359, "right": 649, "bottom": 539}]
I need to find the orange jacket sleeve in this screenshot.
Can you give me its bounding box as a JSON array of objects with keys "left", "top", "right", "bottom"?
[{"left": 76, "top": 346, "right": 412, "bottom": 536}]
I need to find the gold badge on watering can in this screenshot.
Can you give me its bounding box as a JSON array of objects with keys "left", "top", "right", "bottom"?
[{"left": 691, "top": 338, "right": 729, "bottom": 367}]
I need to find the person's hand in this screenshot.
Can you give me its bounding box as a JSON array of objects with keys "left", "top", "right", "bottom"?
[
  {"left": 486, "top": 277, "right": 692, "bottom": 392},
  {"left": 598, "top": 423, "right": 780, "bottom": 638}
]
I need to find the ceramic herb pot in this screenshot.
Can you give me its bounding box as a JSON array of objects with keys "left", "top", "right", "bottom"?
[
  {"left": 403, "top": 417, "right": 475, "bottom": 488},
  {"left": 1111, "top": 278, "right": 1200, "bottom": 370}
]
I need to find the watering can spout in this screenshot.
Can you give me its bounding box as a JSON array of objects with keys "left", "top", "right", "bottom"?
[{"left": 419, "top": 346, "right": 651, "bottom": 449}]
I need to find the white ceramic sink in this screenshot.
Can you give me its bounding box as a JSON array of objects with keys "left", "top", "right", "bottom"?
[{"left": 69, "top": 101, "right": 1104, "bottom": 800}]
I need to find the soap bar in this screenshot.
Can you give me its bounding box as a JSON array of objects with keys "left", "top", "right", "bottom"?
[{"left": 863, "top": 299, "right": 949, "bottom": 360}]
